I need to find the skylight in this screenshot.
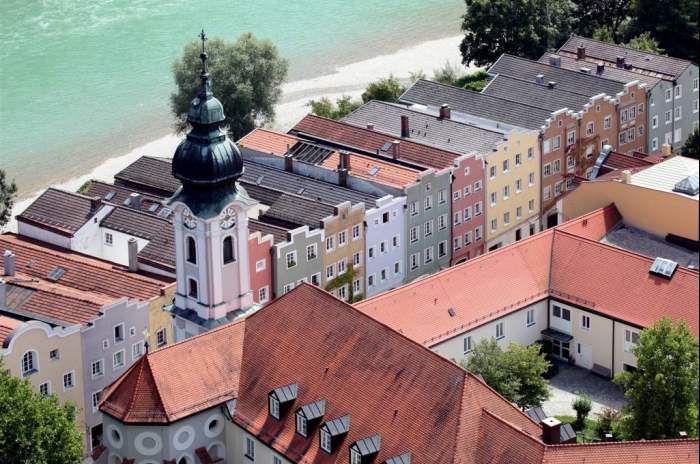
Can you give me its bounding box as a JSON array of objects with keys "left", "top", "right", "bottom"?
[
  {"left": 47, "top": 266, "right": 67, "bottom": 281},
  {"left": 380, "top": 142, "right": 392, "bottom": 152},
  {"left": 104, "top": 191, "right": 116, "bottom": 201},
  {"left": 672, "top": 172, "right": 699, "bottom": 196},
  {"left": 368, "top": 167, "right": 380, "bottom": 176},
  {"left": 649, "top": 257, "right": 678, "bottom": 279},
  {"left": 157, "top": 208, "right": 172, "bottom": 219},
  {"left": 148, "top": 204, "right": 159, "bottom": 213}
]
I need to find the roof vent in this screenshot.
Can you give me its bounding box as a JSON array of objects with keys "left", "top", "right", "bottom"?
[
  {"left": 157, "top": 207, "right": 172, "bottom": 219},
  {"left": 148, "top": 203, "right": 159, "bottom": 213},
  {"left": 547, "top": 81, "right": 556, "bottom": 89},
  {"left": 535, "top": 74, "right": 545, "bottom": 85},
  {"left": 268, "top": 383, "right": 298, "bottom": 419},
  {"left": 579, "top": 67, "right": 592, "bottom": 75},
  {"left": 616, "top": 55, "right": 625, "bottom": 68},
  {"left": 548, "top": 55, "right": 561, "bottom": 67},
  {"left": 672, "top": 172, "right": 699, "bottom": 196},
  {"left": 650, "top": 257, "right": 678, "bottom": 279},
  {"left": 350, "top": 435, "right": 381, "bottom": 462},
  {"left": 47, "top": 266, "right": 67, "bottom": 282},
  {"left": 3, "top": 250, "right": 15, "bottom": 277},
  {"left": 448, "top": 307, "right": 456, "bottom": 317}
]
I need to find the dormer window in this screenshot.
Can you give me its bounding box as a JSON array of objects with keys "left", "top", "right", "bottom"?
[
  {"left": 296, "top": 399, "right": 325, "bottom": 437},
  {"left": 384, "top": 452, "right": 412, "bottom": 464},
  {"left": 349, "top": 435, "right": 381, "bottom": 464},
  {"left": 268, "top": 383, "right": 298, "bottom": 420},
  {"left": 319, "top": 415, "right": 350, "bottom": 453}
]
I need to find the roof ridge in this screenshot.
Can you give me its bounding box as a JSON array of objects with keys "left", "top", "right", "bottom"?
[
  {"left": 481, "top": 407, "right": 546, "bottom": 446},
  {"left": 547, "top": 437, "right": 700, "bottom": 449},
  {"left": 489, "top": 73, "right": 595, "bottom": 99},
  {"left": 565, "top": 35, "right": 692, "bottom": 65},
  {"left": 7, "top": 277, "right": 114, "bottom": 306},
  {"left": 141, "top": 355, "right": 169, "bottom": 422},
  {"left": 497, "top": 53, "right": 632, "bottom": 86},
  {"left": 150, "top": 317, "right": 246, "bottom": 355}
]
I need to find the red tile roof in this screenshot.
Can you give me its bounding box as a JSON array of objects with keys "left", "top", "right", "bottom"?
[
  {"left": 0, "top": 316, "right": 21, "bottom": 347},
  {"left": 356, "top": 205, "right": 699, "bottom": 344},
  {"left": 238, "top": 128, "right": 300, "bottom": 155},
  {"left": 542, "top": 439, "right": 699, "bottom": 463},
  {"left": 291, "top": 114, "right": 459, "bottom": 169}
]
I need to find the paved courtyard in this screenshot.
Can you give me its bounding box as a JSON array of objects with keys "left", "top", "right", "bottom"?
[{"left": 542, "top": 363, "right": 627, "bottom": 417}]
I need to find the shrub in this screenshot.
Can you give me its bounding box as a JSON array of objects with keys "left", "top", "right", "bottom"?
[{"left": 572, "top": 395, "right": 593, "bottom": 431}]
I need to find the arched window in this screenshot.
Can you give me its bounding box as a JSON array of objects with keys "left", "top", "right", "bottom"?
[
  {"left": 21, "top": 351, "right": 37, "bottom": 376},
  {"left": 188, "top": 279, "right": 198, "bottom": 299},
  {"left": 186, "top": 236, "right": 197, "bottom": 264},
  {"left": 223, "top": 236, "right": 235, "bottom": 264}
]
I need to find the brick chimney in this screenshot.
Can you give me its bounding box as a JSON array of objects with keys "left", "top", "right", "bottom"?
[
  {"left": 284, "top": 153, "right": 294, "bottom": 172},
  {"left": 596, "top": 62, "right": 605, "bottom": 75},
  {"left": 621, "top": 169, "right": 632, "bottom": 184},
  {"left": 542, "top": 417, "right": 561, "bottom": 445},
  {"left": 577, "top": 44, "right": 586, "bottom": 60},
  {"left": 338, "top": 150, "right": 351, "bottom": 187},
  {"left": 129, "top": 192, "right": 141, "bottom": 210},
  {"left": 391, "top": 140, "right": 401, "bottom": 160},
  {"left": 439, "top": 104, "right": 451, "bottom": 119},
  {"left": 661, "top": 143, "right": 673, "bottom": 156},
  {"left": 548, "top": 55, "right": 561, "bottom": 67},
  {"left": 400, "top": 115, "right": 410, "bottom": 138},
  {"left": 616, "top": 56, "right": 625, "bottom": 68},
  {"left": 3, "top": 250, "right": 15, "bottom": 277},
  {"left": 90, "top": 197, "right": 102, "bottom": 214},
  {"left": 366, "top": 123, "right": 375, "bottom": 131},
  {"left": 127, "top": 238, "right": 139, "bottom": 272}
]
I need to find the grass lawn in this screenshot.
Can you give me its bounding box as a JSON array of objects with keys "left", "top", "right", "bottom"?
[{"left": 556, "top": 415, "right": 600, "bottom": 443}]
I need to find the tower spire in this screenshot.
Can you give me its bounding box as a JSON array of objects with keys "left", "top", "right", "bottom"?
[{"left": 198, "top": 29, "right": 212, "bottom": 98}]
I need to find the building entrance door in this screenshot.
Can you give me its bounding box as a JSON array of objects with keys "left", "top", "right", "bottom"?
[{"left": 575, "top": 342, "right": 593, "bottom": 369}]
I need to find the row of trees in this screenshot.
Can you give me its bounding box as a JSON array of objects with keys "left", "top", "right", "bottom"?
[
  {"left": 460, "top": 0, "right": 699, "bottom": 66},
  {"left": 464, "top": 318, "right": 699, "bottom": 440}
]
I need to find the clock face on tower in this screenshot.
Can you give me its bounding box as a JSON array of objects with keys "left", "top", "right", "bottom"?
[
  {"left": 183, "top": 208, "right": 197, "bottom": 229},
  {"left": 219, "top": 206, "right": 237, "bottom": 229}
]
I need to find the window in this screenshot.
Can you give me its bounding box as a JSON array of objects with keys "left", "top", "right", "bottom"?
[
  {"left": 454, "top": 237, "right": 462, "bottom": 250},
  {"left": 675, "top": 85, "right": 682, "bottom": 99},
  {"left": 424, "top": 195, "right": 433, "bottom": 210},
  {"left": 352, "top": 224, "right": 361, "bottom": 240},
  {"left": 463, "top": 185, "right": 471, "bottom": 196},
  {"left": 566, "top": 155, "right": 574, "bottom": 170},
  {"left": 222, "top": 236, "right": 235, "bottom": 264},
  {"left": 490, "top": 218, "right": 497, "bottom": 231},
  {"left": 474, "top": 180, "right": 482, "bottom": 191},
  {"left": 306, "top": 244, "right": 317, "bottom": 261},
  {"left": 423, "top": 220, "right": 433, "bottom": 237},
  {"left": 129, "top": 326, "right": 136, "bottom": 337},
  {"left": 543, "top": 163, "right": 551, "bottom": 177},
  {"left": 694, "top": 78, "right": 699, "bottom": 91},
  {"left": 628, "top": 127, "right": 636, "bottom": 141},
  {"left": 326, "top": 264, "right": 335, "bottom": 280},
  {"left": 503, "top": 185, "right": 510, "bottom": 199},
  {"left": 490, "top": 192, "right": 497, "bottom": 206},
  {"left": 474, "top": 202, "right": 482, "bottom": 216},
  {"left": 352, "top": 279, "right": 361, "bottom": 294},
  {"left": 553, "top": 159, "right": 561, "bottom": 173},
  {"left": 528, "top": 199, "right": 535, "bottom": 212},
  {"left": 438, "top": 189, "right": 447, "bottom": 204},
  {"left": 91, "top": 359, "right": 104, "bottom": 378},
  {"left": 453, "top": 190, "right": 461, "bottom": 201},
  {"left": 286, "top": 251, "right": 297, "bottom": 269},
  {"left": 515, "top": 178, "right": 522, "bottom": 193},
  {"left": 618, "top": 131, "right": 627, "bottom": 145},
  {"left": 63, "top": 371, "right": 75, "bottom": 390},
  {"left": 650, "top": 94, "right": 655, "bottom": 106},
  {"left": 553, "top": 135, "right": 561, "bottom": 150},
  {"left": 269, "top": 395, "right": 280, "bottom": 419},
  {"left": 665, "top": 110, "right": 672, "bottom": 124},
  {"left": 555, "top": 181, "right": 563, "bottom": 196},
  {"left": 245, "top": 437, "right": 255, "bottom": 459},
  {"left": 156, "top": 329, "right": 167, "bottom": 347},
  {"left": 674, "top": 127, "right": 682, "bottom": 142},
  {"left": 113, "top": 350, "right": 125, "bottom": 369},
  {"left": 638, "top": 103, "right": 644, "bottom": 114},
  {"left": 311, "top": 273, "right": 321, "bottom": 286},
  {"left": 379, "top": 241, "right": 387, "bottom": 254},
  {"left": 392, "top": 235, "right": 400, "bottom": 247},
  {"left": 353, "top": 252, "right": 361, "bottom": 268},
  {"left": 624, "top": 329, "right": 640, "bottom": 352},
  {"left": 552, "top": 305, "right": 570, "bottom": 321},
  {"left": 526, "top": 309, "right": 535, "bottom": 327},
  {"left": 425, "top": 182, "right": 432, "bottom": 192},
  {"left": 694, "top": 98, "right": 699, "bottom": 113},
  {"left": 92, "top": 390, "right": 102, "bottom": 412},
  {"left": 495, "top": 321, "right": 505, "bottom": 339},
  {"left": 21, "top": 351, "right": 37, "bottom": 376},
  {"left": 503, "top": 159, "right": 509, "bottom": 172},
  {"left": 113, "top": 323, "right": 124, "bottom": 343},
  {"left": 380, "top": 269, "right": 387, "bottom": 281},
  {"left": 528, "top": 147, "right": 534, "bottom": 160},
  {"left": 652, "top": 137, "right": 659, "bottom": 151},
  {"left": 258, "top": 286, "right": 269, "bottom": 303},
  {"left": 337, "top": 259, "right": 347, "bottom": 275},
  {"left": 567, "top": 130, "right": 575, "bottom": 146},
  {"left": 39, "top": 382, "right": 51, "bottom": 396},
  {"left": 320, "top": 429, "right": 332, "bottom": 453},
  {"left": 665, "top": 88, "right": 672, "bottom": 102},
  {"left": 464, "top": 231, "right": 472, "bottom": 244},
  {"left": 516, "top": 206, "right": 522, "bottom": 219},
  {"left": 424, "top": 246, "right": 433, "bottom": 264},
  {"left": 438, "top": 241, "right": 447, "bottom": 258},
  {"left": 586, "top": 122, "right": 594, "bottom": 136},
  {"left": 49, "top": 349, "right": 59, "bottom": 361},
  {"left": 503, "top": 212, "right": 510, "bottom": 225},
  {"left": 186, "top": 236, "right": 197, "bottom": 264},
  {"left": 581, "top": 315, "right": 591, "bottom": 330},
  {"left": 351, "top": 449, "right": 362, "bottom": 464},
  {"left": 410, "top": 201, "right": 419, "bottom": 216},
  {"left": 489, "top": 165, "right": 497, "bottom": 179},
  {"left": 325, "top": 236, "right": 335, "bottom": 252},
  {"left": 394, "top": 261, "right": 401, "bottom": 274},
  {"left": 409, "top": 226, "right": 419, "bottom": 243},
  {"left": 188, "top": 278, "right": 198, "bottom": 299},
  {"left": 296, "top": 412, "right": 308, "bottom": 437},
  {"left": 475, "top": 227, "right": 482, "bottom": 241},
  {"left": 604, "top": 115, "right": 612, "bottom": 130},
  {"left": 515, "top": 153, "right": 522, "bottom": 166},
  {"left": 104, "top": 232, "right": 113, "bottom": 246},
  {"left": 367, "top": 274, "right": 375, "bottom": 287},
  {"left": 543, "top": 186, "right": 551, "bottom": 201},
  {"left": 528, "top": 172, "right": 535, "bottom": 186},
  {"left": 464, "top": 206, "right": 472, "bottom": 221},
  {"left": 274, "top": 457, "right": 282, "bottom": 464},
  {"left": 102, "top": 339, "right": 109, "bottom": 350},
  {"left": 629, "top": 105, "right": 636, "bottom": 119},
  {"left": 463, "top": 336, "right": 473, "bottom": 354},
  {"left": 254, "top": 259, "right": 266, "bottom": 273},
  {"left": 132, "top": 341, "right": 144, "bottom": 360},
  {"left": 464, "top": 166, "right": 471, "bottom": 176},
  {"left": 338, "top": 230, "right": 347, "bottom": 247},
  {"left": 675, "top": 106, "right": 682, "bottom": 121},
  {"left": 410, "top": 253, "right": 419, "bottom": 270},
  {"left": 453, "top": 211, "right": 462, "bottom": 225},
  {"left": 438, "top": 214, "right": 447, "bottom": 230}
]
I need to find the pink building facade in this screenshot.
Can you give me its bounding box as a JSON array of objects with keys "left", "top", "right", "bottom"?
[
  {"left": 450, "top": 153, "right": 486, "bottom": 264},
  {"left": 248, "top": 232, "right": 273, "bottom": 305}
]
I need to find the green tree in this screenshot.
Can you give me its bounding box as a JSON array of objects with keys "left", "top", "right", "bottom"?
[
  {"left": 681, "top": 128, "right": 699, "bottom": 160},
  {"left": 462, "top": 339, "right": 550, "bottom": 409},
  {"left": 171, "top": 33, "right": 288, "bottom": 141},
  {"left": 614, "top": 318, "right": 699, "bottom": 439},
  {"left": 308, "top": 96, "right": 361, "bottom": 120},
  {"left": 628, "top": 0, "right": 699, "bottom": 62},
  {"left": 0, "top": 169, "right": 17, "bottom": 230},
  {"left": 572, "top": 395, "right": 593, "bottom": 430},
  {"left": 625, "top": 32, "right": 664, "bottom": 53},
  {"left": 455, "top": 69, "right": 490, "bottom": 92},
  {"left": 460, "top": 0, "right": 576, "bottom": 66},
  {"left": 432, "top": 62, "right": 466, "bottom": 85},
  {"left": 0, "top": 360, "right": 83, "bottom": 463},
  {"left": 361, "top": 75, "right": 406, "bottom": 104},
  {"left": 592, "top": 26, "right": 616, "bottom": 43},
  {"left": 574, "top": 0, "right": 631, "bottom": 41}
]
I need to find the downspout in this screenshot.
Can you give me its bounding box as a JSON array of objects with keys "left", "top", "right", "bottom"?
[
  {"left": 671, "top": 80, "right": 677, "bottom": 149},
  {"left": 538, "top": 131, "right": 544, "bottom": 232},
  {"left": 611, "top": 320, "right": 615, "bottom": 378}
]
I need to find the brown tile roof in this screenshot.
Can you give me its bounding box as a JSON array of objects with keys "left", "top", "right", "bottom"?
[
  {"left": 114, "top": 156, "right": 180, "bottom": 197},
  {"left": 0, "top": 316, "right": 21, "bottom": 347},
  {"left": 539, "top": 52, "right": 661, "bottom": 87},
  {"left": 84, "top": 180, "right": 168, "bottom": 216},
  {"left": 542, "top": 439, "right": 699, "bottom": 463},
  {"left": 16, "top": 188, "right": 102, "bottom": 237},
  {"left": 291, "top": 114, "right": 459, "bottom": 169},
  {"left": 0, "top": 234, "right": 172, "bottom": 303},
  {"left": 248, "top": 219, "right": 288, "bottom": 244},
  {"left": 597, "top": 151, "right": 662, "bottom": 178},
  {"left": 238, "top": 128, "right": 300, "bottom": 155},
  {"left": 356, "top": 205, "right": 699, "bottom": 344}
]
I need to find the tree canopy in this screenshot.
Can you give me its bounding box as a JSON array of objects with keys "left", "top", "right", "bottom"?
[
  {"left": 628, "top": 0, "right": 699, "bottom": 63},
  {"left": 0, "top": 361, "right": 83, "bottom": 463},
  {"left": 614, "top": 318, "right": 699, "bottom": 439},
  {"left": 460, "top": 0, "right": 575, "bottom": 66},
  {"left": 681, "top": 129, "right": 699, "bottom": 160},
  {"left": 307, "top": 96, "right": 361, "bottom": 120},
  {"left": 461, "top": 338, "right": 550, "bottom": 410},
  {"left": 360, "top": 75, "right": 406, "bottom": 104},
  {"left": 171, "top": 33, "right": 288, "bottom": 141},
  {"left": 0, "top": 169, "right": 17, "bottom": 230}
]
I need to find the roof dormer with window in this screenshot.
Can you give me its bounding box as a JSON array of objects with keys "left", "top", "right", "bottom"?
[
  {"left": 349, "top": 434, "right": 381, "bottom": 463},
  {"left": 295, "top": 399, "right": 325, "bottom": 437},
  {"left": 319, "top": 415, "right": 350, "bottom": 453},
  {"left": 268, "top": 383, "right": 298, "bottom": 419}
]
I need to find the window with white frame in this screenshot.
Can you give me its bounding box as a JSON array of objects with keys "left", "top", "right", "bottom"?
[
  {"left": 326, "top": 265, "right": 335, "bottom": 280},
  {"left": 296, "top": 412, "right": 308, "bottom": 437},
  {"left": 392, "top": 235, "right": 400, "bottom": 247},
  {"left": 464, "top": 336, "right": 473, "bottom": 354},
  {"left": 503, "top": 159, "right": 509, "bottom": 172},
  {"left": 553, "top": 159, "right": 561, "bottom": 173},
  {"left": 665, "top": 110, "right": 672, "bottom": 123},
  {"left": 438, "top": 241, "right": 447, "bottom": 258},
  {"left": 424, "top": 246, "right": 433, "bottom": 264},
  {"left": 245, "top": 436, "right": 255, "bottom": 459},
  {"left": 254, "top": 259, "right": 266, "bottom": 272},
  {"left": 258, "top": 286, "right": 269, "bottom": 303},
  {"left": 352, "top": 279, "right": 361, "bottom": 294},
  {"left": 410, "top": 201, "right": 419, "bottom": 216},
  {"left": 675, "top": 106, "right": 682, "bottom": 121},
  {"left": 63, "top": 371, "right": 75, "bottom": 390},
  {"left": 424, "top": 195, "right": 433, "bottom": 210},
  {"left": 463, "top": 185, "right": 471, "bottom": 196},
  {"left": 490, "top": 218, "right": 497, "bottom": 231},
  {"left": 453, "top": 190, "right": 461, "bottom": 201},
  {"left": 438, "top": 189, "right": 447, "bottom": 204},
  {"left": 353, "top": 252, "right": 361, "bottom": 268},
  {"left": 337, "top": 258, "right": 347, "bottom": 275},
  {"left": 629, "top": 105, "right": 636, "bottom": 119},
  {"left": 566, "top": 155, "right": 574, "bottom": 170},
  {"left": 581, "top": 315, "right": 591, "bottom": 330},
  {"left": 113, "top": 350, "right": 125, "bottom": 369},
  {"left": 306, "top": 244, "right": 317, "bottom": 261},
  {"left": 379, "top": 241, "right": 387, "bottom": 254},
  {"left": 465, "top": 231, "right": 472, "bottom": 244},
  {"left": 394, "top": 261, "right": 401, "bottom": 274},
  {"left": 464, "top": 166, "right": 471, "bottom": 176},
  {"left": 526, "top": 309, "right": 535, "bottom": 327},
  {"left": 515, "top": 178, "right": 522, "bottom": 193},
  {"left": 409, "top": 226, "right": 418, "bottom": 243},
  {"left": 351, "top": 449, "right": 362, "bottom": 464},
  {"left": 352, "top": 224, "right": 361, "bottom": 240},
  {"left": 604, "top": 115, "right": 612, "bottom": 130},
  {"left": 453, "top": 211, "right": 462, "bottom": 225},
  {"left": 651, "top": 137, "right": 659, "bottom": 151},
  {"left": 286, "top": 251, "right": 297, "bottom": 268},
  {"left": 503, "top": 212, "right": 510, "bottom": 225},
  {"left": 544, "top": 139, "right": 551, "bottom": 154},
  {"left": 91, "top": 390, "right": 102, "bottom": 412},
  {"left": 490, "top": 192, "right": 497, "bottom": 206},
  {"left": 528, "top": 147, "right": 534, "bottom": 160},
  {"left": 554, "top": 181, "right": 563, "bottom": 196},
  {"left": 475, "top": 201, "right": 482, "bottom": 216},
  {"left": 424, "top": 220, "right": 433, "bottom": 237},
  {"left": 283, "top": 282, "right": 294, "bottom": 294},
  {"left": 320, "top": 429, "right": 332, "bottom": 452},
  {"left": 337, "top": 285, "right": 348, "bottom": 301},
  {"left": 694, "top": 98, "right": 698, "bottom": 113},
  {"left": 619, "top": 131, "right": 627, "bottom": 145},
  {"left": 528, "top": 199, "right": 535, "bottom": 212},
  {"left": 624, "top": 329, "right": 640, "bottom": 352},
  {"left": 553, "top": 135, "right": 561, "bottom": 150},
  {"left": 638, "top": 103, "right": 644, "bottom": 114},
  {"left": 665, "top": 88, "right": 672, "bottom": 101},
  {"left": 367, "top": 274, "right": 375, "bottom": 287},
  {"left": 543, "top": 186, "right": 551, "bottom": 201},
  {"left": 543, "top": 163, "right": 551, "bottom": 177},
  {"left": 475, "top": 227, "right": 482, "bottom": 241},
  {"left": 694, "top": 78, "right": 699, "bottom": 91},
  {"left": 674, "top": 127, "right": 682, "bottom": 142},
  {"left": 104, "top": 232, "right": 113, "bottom": 246},
  {"left": 49, "top": 349, "right": 59, "bottom": 361},
  {"left": 311, "top": 273, "right": 321, "bottom": 286},
  {"left": 490, "top": 165, "right": 497, "bottom": 179},
  {"left": 91, "top": 359, "right": 104, "bottom": 378},
  {"left": 39, "top": 382, "right": 51, "bottom": 396},
  {"left": 515, "top": 153, "right": 522, "bottom": 166},
  {"left": 325, "top": 236, "right": 335, "bottom": 252},
  {"left": 474, "top": 180, "right": 482, "bottom": 191},
  {"left": 495, "top": 321, "right": 505, "bottom": 339},
  {"left": 464, "top": 206, "right": 472, "bottom": 220},
  {"left": 516, "top": 206, "right": 522, "bottom": 219},
  {"left": 503, "top": 185, "right": 510, "bottom": 200},
  {"left": 567, "top": 130, "right": 575, "bottom": 146},
  {"left": 410, "top": 253, "right": 420, "bottom": 269},
  {"left": 675, "top": 85, "right": 682, "bottom": 99},
  {"left": 454, "top": 237, "right": 462, "bottom": 250},
  {"left": 338, "top": 230, "right": 347, "bottom": 247},
  {"left": 380, "top": 268, "right": 387, "bottom": 281},
  {"left": 438, "top": 214, "right": 447, "bottom": 230},
  {"left": 21, "top": 351, "right": 37, "bottom": 377}
]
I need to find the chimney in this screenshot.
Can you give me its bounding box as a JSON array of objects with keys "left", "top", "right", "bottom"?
[
  {"left": 391, "top": 140, "right": 401, "bottom": 160},
  {"left": 548, "top": 54, "right": 561, "bottom": 67},
  {"left": 338, "top": 150, "right": 351, "bottom": 187},
  {"left": 547, "top": 81, "right": 556, "bottom": 89},
  {"left": 621, "top": 169, "right": 632, "bottom": 184},
  {"left": 90, "top": 197, "right": 101, "bottom": 214},
  {"left": 542, "top": 417, "right": 561, "bottom": 445},
  {"left": 616, "top": 56, "right": 625, "bottom": 68},
  {"left": 661, "top": 143, "right": 673, "bottom": 156},
  {"left": 577, "top": 44, "right": 586, "bottom": 60},
  {"left": 129, "top": 192, "right": 141, "bottom": 210},
  {"left": 400, "top": 115, "right": 410, "bottom": 138},
  {"left": 366, "top": 123, "right": 375, "bottom": 131},
  {"left": 3, "top": 250, "right": 15, "bottom": 277},
  {"left": 536, "top": 74, "right": 545, "bottom": 85},
  {"left": 127, "top": 238, "right": 138, "bottom": 272},
  {"left": 439, "top": 104, "right": 451, "bottom": 119},
  {"left": 596, "top": 62, "right": 605, "bottom": 75},
  {"left": 284, "top": 153, "right": 293, "bottom": 172},
  {"left": 579, "top": 67, "right": 591, "bottom": 75},
  {"left": 604, "top": 433, "right": 614, "bottom": 442},
  {"left": 679, "top": 431, "right": 689, "bottom": 439}
]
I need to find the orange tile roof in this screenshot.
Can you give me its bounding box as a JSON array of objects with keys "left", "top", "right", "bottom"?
[
  {"left": 0, "top": 316, "right": 21, "bottom": 347},
  {"left": 542, "top": 439, "right": 699, "bottom": 463},
  {"left": 356, "top": 205, "right": 699, "bottom": 344},
  {"left": 238, "top": 128, "right": 300, "bottom": 155}
]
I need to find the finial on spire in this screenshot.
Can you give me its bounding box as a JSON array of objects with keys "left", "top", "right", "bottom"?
[{"left": 197, "top": 29, "right": 211, "bottom": 98}]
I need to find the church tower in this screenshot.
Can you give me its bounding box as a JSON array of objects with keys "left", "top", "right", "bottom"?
[{"left": 168, "top": 31, "right": 255, "bottom": 340}]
